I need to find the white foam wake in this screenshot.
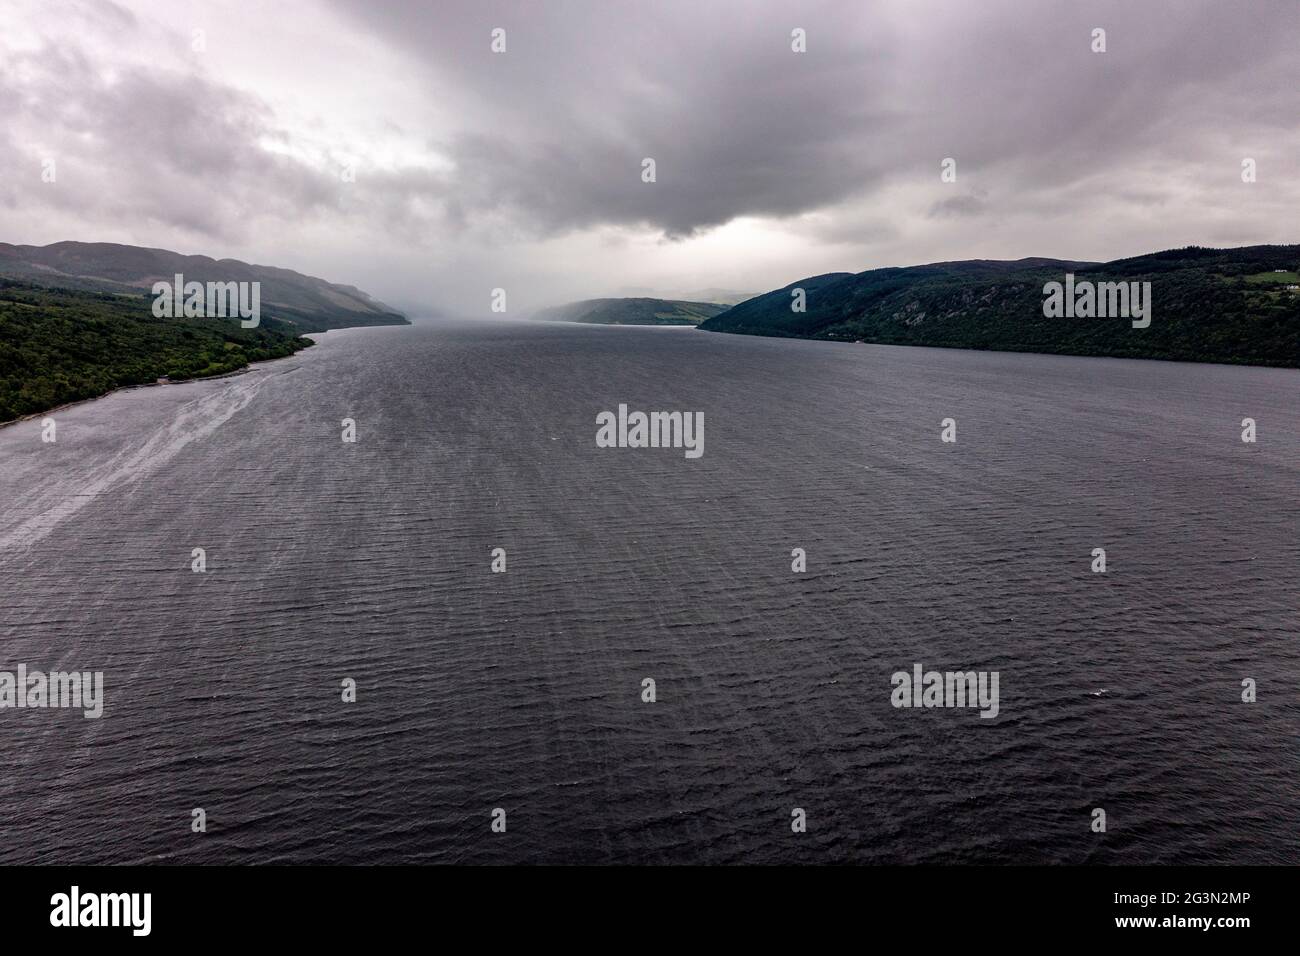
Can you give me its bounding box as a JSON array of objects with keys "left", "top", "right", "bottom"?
[{"left": 0, "top": 377, "right": 263, "bottom": 553}]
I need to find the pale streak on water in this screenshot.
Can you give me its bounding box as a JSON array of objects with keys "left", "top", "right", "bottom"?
[{"left": 0, "top": 320, "right": 1297, "bottom": 864}]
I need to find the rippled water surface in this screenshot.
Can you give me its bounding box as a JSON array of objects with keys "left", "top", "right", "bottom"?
[{"left": 0, "top": 320, "right": 1296, "bottom": 864}]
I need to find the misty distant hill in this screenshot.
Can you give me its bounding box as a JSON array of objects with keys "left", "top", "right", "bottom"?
[
  {"left": 699, "top": 246, "right": 1300, "bottom": 368},
  {"left": 0, "top": 241, "right": 408, "bottom": 332},
  {"left": 532, "top": 297, "right": 728, "bottom": 326},
  {"left": 667, "top": 288, "right": 759, "bottom": 306}
]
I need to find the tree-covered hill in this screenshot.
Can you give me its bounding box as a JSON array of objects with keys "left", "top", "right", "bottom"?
[
  {"left": 0, "top": 281, "right": 313, "bottom": 422},
  {"left": 698, "top": 246, "right": 1300, "bottom": 368}
]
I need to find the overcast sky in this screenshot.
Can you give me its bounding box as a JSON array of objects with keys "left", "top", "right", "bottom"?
[{"left": 1, "top": 0, "right": 1297, "bottom": 316}]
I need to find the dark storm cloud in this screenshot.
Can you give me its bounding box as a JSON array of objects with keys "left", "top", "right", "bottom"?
[
  {"left": 928, "top": 195, "right": 988, "bottom": 220},
  {"left": 325, "top": 0, "right": 1300, "bottom": 239},
  {"left": 327, "top": 0, "right": 903, "bottom": 237}
]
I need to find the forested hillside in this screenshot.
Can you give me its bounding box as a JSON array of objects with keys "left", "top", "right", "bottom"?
[
  {"left": 699, "top": 246, "right": 1300, "bottom": 368},
  {"left": 0, "top": 281, "right": 312, "bottom": 422}
]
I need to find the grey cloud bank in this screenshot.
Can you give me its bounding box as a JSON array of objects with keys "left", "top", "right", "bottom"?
[{"left": 0, "top": 0, "right": 1296, "bottom": 314}]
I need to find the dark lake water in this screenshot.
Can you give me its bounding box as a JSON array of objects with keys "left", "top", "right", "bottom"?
[{"left": 0, "top": 319, "right": 1297, "bottom": 864}]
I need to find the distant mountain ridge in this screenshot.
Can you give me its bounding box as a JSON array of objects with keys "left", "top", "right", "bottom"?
[
  {"left": 532, "top": 297, "right": 728, "bottom": 326},
  {"left": 698, "top": 246, "right": 1300, "bottom": 368},
  {"left": 0, "top": 241, "right": 408, "bottom": 332}
]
